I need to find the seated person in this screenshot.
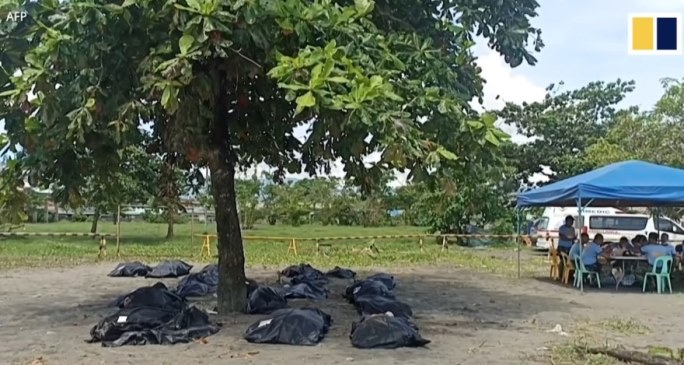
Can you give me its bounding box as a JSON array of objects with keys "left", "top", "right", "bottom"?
[
  {"left": 660, "top": 233, "right": 681, "bottom": 266},
  {"left": 629, "top": 234, "right": 647, "bottom": 254},
  {"left": 569, "top": 233, "right": 589, "bottom": 260},
  {"left": 641, "top": 232, "right": 676, "bottom": 269},
  {"left": 605, "top": 237, "right": 630, "bottom": 257},
  {"left": 579, "top": 233, "right": 604, "bottom": 272},
  {"left": 645, "top": 232, "right": 659, "bottom": 246},
  {"left": 661, "top": 233, "right": 671, "bottom": 246},
  {"left": 619, "top": 236, "right": 632, "bottom": 249}
]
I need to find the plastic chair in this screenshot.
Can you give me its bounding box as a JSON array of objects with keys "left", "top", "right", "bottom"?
[
  {"left": 574, "top": 256, "right": 601, "bottom": 290},
  {"left": 559, "top": 252, "right": 575, "bottom": 286},
  {"left": 642, "top": 255, "right": 673, "bottom": 294},
  {"left": 549, "top": 246, "right": 560, "bottom": 280}
]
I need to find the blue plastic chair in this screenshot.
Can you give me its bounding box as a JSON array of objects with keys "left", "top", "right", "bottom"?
[
  {"left": 574, "top": 256, "right": 601, "bottom": 290},
  {"left": 642, "top": 255, "right": 673, "bottom": 294}
]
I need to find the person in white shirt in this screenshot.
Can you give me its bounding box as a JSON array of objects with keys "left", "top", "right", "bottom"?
[{"left": 557, "top": 215, "right": 576, "bottom": 254}]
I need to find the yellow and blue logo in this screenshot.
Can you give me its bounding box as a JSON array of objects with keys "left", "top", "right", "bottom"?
[{"left": 628, "top": 13, "right": 682, "bottom": 55}]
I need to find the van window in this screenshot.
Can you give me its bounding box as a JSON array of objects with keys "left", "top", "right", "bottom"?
[
  {"left": 536, "top": 217, "right": 549, "bottom": 230},
  {"left": 656, "top": 218, "right": 684, "bottom": 234},
  {"left": 589, "top": 216, "right": 648, "bottom": 231}
]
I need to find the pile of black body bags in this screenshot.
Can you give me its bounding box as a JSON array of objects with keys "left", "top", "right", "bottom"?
[
  {"left": 98, "top": 261, "right": 430, "bottom": 349},
  {"left": 91, "top": 261, "right": 231, "bottom": 347},
  {"left": 108, "top": 260, "right": 222, "bottom": 298},
  {"left": 242, "top": 264, "right": 337, "bottom": 346},
  {"left": 242, "top": 263, "right": 430, "bottom": 349},
  {"left": 343, "top": 273, "right": 430, "bottom": 349},
  {"left": 88, "top": 281, "right": 220, "bottom": 347},
  {"left": 108, "top": 260, "right": 194, "bottom": 279}
]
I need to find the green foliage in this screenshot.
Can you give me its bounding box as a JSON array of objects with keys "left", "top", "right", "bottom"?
[
  {"left": 654, "top": 78, "right": 684, "bottom": 124},
  {"left": 142, "top": 210, "right": 189, "bottom": 224},
  {"left": 0, "top": 159, "right": 28, "bottom": 230},
  {"left": 416, "top": 166, "right": 514, "bottom": 234},
  {"left": 235, "top": 176, "right": 261, "bottom": 229},
  {"left": 79, "top": 145, "right": 161, "bottom": 215},
  {"left": 71, "top": 214, "right": 88, "bottom": 222},
  {"left": 585, "top": 79, "right": 684, "bottom": 169},
  {"left": 0, "top": 0, "right": 543, "bottom": 192},
  {"left": 0, "top": 0, "right": 544, "bottom": 312},
  {"left": 499, "top": 80, "right": 636, "bottom": 181}
]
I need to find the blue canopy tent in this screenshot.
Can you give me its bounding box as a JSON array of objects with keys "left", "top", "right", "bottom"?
[
  {"left": 513, "top": 160, "right": 684, "bottom": 287},
  {"left": 517, "top": 160, "right": 684, "bottom": 208}
]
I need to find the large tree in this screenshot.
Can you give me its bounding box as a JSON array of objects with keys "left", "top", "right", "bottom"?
[
  {"left": 235, "top": 176, "right": 261, "bottom": 229},
  {"left": 499, "top": 80, "right": 636, "bottom": 182},
  {"left": 585, "top": 79, "right": 684, "bottom": 169},
  {"left": 0, "top": 0, "right": 543, "bottom": 313},
  {"left": 80, "top": 145, "right": 159, "bottom": 233}
]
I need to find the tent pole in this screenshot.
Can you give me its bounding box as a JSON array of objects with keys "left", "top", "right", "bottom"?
[
  {"left": 516, "top": 208, "right": 521, "bottom": 279},
  {"left": 577, "top": 195, "right": 584, "bottom": 293}
]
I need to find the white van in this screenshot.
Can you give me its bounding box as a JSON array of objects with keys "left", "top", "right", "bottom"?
[{"left": 533, "top": 207, "right": 684, "bottom": 249}]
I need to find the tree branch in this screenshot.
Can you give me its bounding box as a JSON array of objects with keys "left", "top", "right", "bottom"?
[
  {"left": 585, "top": 347, "right": 684, "bottom": 365},
  {"left": 230, "top": 48, "right": 262, "bottom": 70}
]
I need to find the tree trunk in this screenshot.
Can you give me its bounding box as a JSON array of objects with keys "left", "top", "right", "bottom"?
[
  {"left": 44, "top": 201, "right": 49, "bottom": 222},
  {"left": 90, "top": 208, "right": 100, "bottom": 233},
  {"left": 585, "top": 347, "right": 681, "bottom": 365},
  {"left": 207, "top": 66, "right": 247, "bottom": 314},
  {"left": 209, "top": 156, "right": 246, "bottom": 313},
  {"left": 165, "top": 210, "right": 175, "bottom": 240}
]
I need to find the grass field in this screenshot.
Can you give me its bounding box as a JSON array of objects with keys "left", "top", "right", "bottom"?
[{"left": 0, "top": 222, "right": 546, "bottom": 276}]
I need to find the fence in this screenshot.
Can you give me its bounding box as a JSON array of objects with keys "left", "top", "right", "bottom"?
[
  {"left": 0, "top": 232, "right": 113, "bottom": 259},
  {"left": 195, "top": 232, "right": 539, "bottom": 257}
]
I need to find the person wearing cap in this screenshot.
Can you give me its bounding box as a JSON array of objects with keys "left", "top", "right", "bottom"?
[{"left": 557, "top": 215, "right": 576, "bottom": 254}]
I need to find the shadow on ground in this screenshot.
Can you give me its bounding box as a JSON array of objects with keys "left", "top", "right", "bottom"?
[{"left": 0, "top": 264, "right": 590, "bottom": 365}]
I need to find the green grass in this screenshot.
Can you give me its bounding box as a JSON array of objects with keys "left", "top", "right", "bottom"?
[
  {"left": 548, "top": 340, "right": 684, "bottom": 365},
  {"left": 545, "top": 318, "right": 657, "bottom": 365},
  {"left": 596, "top": 317, "right": 650, "bottom": 336},
  {"left": 0, "top": 222, "right": 546, "bottom": 276},
  {"left": 548, "top": 340, "right": 619, "bottom": 365}
]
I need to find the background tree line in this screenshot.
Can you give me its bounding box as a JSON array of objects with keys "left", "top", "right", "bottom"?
[{"left": 2, "top": 77, "right": 684, "bottom": 234}]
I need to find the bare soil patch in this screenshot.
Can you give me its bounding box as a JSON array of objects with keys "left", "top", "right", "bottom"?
[{"left": 0, "top": 263, "right": 678, "bottom": 365}]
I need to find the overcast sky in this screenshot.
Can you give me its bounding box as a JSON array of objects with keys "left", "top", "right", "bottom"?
[{"left": 4, "top": 0, "right": 684, "bottom": 184}]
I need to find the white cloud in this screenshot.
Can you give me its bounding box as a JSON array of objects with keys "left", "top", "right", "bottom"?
[
  {"left": 473, "top": 50, "right": 549, "bottom": 184},
  {"left": 478, "top": 51, "right": 547, "bottom": 109},
  {"left": 475, "top": 50, "right": 546, "bottom": 144},
  {"left": 632, "top": 0, "right": 684, "bottom": 12}
]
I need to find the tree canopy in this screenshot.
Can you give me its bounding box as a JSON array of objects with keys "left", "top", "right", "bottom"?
[
  {"left": 499, "top": 80, "right": 636, "bottom": 181},
  {"left": 584, "top": 78, "right": 684, "bottom": 169},
  {"left": 0, "top": 0, "right": 544, "bottom": 313}
]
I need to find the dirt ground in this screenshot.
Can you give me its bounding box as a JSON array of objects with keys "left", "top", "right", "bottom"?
[{"left": 0, "top": 262, "right": 681, "bottom": 365}]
